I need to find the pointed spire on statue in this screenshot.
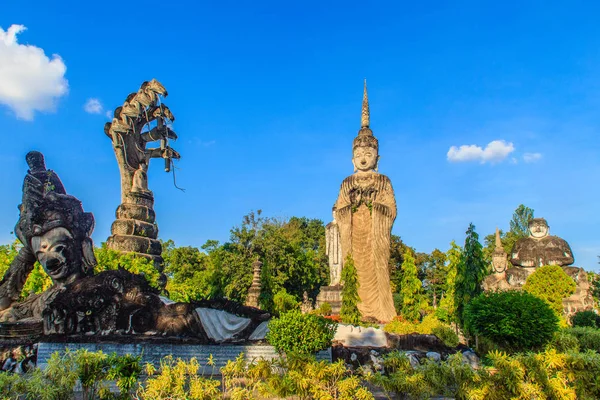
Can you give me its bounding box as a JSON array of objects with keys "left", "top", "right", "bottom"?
[
  {"left": 495, "top": 227, "right": 502, "bottom": 249},
  {"left": 361, "top": 79, "right": 370, "bottom": 129}
]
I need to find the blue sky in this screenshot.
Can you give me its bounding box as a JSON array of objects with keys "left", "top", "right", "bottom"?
[{"left": 1, "top": 1, "right": 599, "bottom": 270}]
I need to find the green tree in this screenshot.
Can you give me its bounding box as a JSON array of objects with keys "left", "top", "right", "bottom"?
[
  {"left": 162, "top": 240, "right": 213, "bottom": 302},
  {"left": 340, "top": 254, "right": 361, "bottom": 324},
  {"left": 455, "top": 223, "right": 487, "bottom": 329},
  {"left": 436, "top": 241, "right": 461, "bottom": 324},
  {"left": 523, "top": 265, "right": 576, "bottom": 316},
  {"left": 510, "top": 204, "right": 535, "bottom": 237},
  {"left": 400, "top": 249, "right": 425, "bottom": 322},
  {"left": 423, "top": 249, "right": 448, "bottom": 308},
  {"left": 94, "top": 243, "right": 160, "bottom": 289}
]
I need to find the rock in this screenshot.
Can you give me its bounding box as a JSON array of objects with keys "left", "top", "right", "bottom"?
[
  {"left": 334, "top": 324, "right": 388, "bottom": 347},
  {"left": 405, "top": 351, "right": 421, "bottom": 368},
  {"left": 462, "top": 350, "right": 480, "bottom": 369},
  {"left": 426, "top": 351, "right": 441, "bottom": 362}
]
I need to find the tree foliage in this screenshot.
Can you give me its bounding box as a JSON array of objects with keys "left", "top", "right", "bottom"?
[
  {"left": 523, "top": 265, "right": 576, "bottom": 316},
  {"left": 94, "top": 243, "right": 160, "bottom": 289},
  {"left": 455, "top": 223, "right": 487, "bottom": 328},
  {"left": 340, "top": 254, "right": 361, "bottom": 325},
  {"left": 436, "top": 241, "right": 461, "bottom": 324},
  {"left": 399, "top": 249, "right": 425, "bottom": 322}
]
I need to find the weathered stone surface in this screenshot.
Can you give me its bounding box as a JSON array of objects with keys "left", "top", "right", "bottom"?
[
  {"left": 510, "top": 218, "right": 574, "bottom": 268},
  {"left": 0, "top": 151, "right": 96, "bottom": 324},
  {"left": 245, "top": 259, "right": 262, "bottom": 308},
  {"left": 37, "top": 342, "right": 332, "bottom": 373},
  {"left": 484, "top": 218, "right": 593, "bottom": 317},
  {"left": 334, "top": 324, "right": 388, "bottom": 347},
  {"left": 332, "top": 81, "right": 396, "bottom": 323},
  {"left": 105, "top": 80, "right": 180, "bottom": 290},
  {"left": 326, "top": 208, "right": 343, "bottom": 286},
  {"left": 483, "top": 218, "right": 594, "bottom": 317},
  {"left": 316, "top": 285, "right": 342, "bottom": 314}
]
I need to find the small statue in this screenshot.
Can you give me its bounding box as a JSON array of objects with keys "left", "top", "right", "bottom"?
[
  {"left": 300, "top": 291, "right": 313, "bottom": 314},
  {"left": 510, "top": 218, "right": 574, "bottom": 268},
  {"left": 131, "top": 160, "right": 150, "bottom": 194},
  {"left": 325, "top": 207, "right": 342, "bottom": 286},
  {"left": 334, "top": 81, "right": 397, "bottom": 323}
]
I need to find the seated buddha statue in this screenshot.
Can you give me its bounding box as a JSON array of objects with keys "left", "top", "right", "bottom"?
[{"left": 510, "top": 218, "right": 574, "bottom": 268}]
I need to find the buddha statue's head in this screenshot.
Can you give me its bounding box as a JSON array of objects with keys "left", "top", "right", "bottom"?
[
  {"left": 352, "top": 80, "right": 380, "bottom": 173},
  {"left": 352, "top": 139, "right": 379, "bottom": 173},
  {"left": 17, "top": 152, "right": 97, "bottom": 284},
  {"left": 528, "top": 218, "right": 549, "bottom": 239},
  {"left": 26, "top": 151, "right": 46, "bottom": 173}
]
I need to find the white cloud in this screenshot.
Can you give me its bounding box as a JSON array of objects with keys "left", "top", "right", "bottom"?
[
  {"left": 105, "top": 110, "right": 112, "bottom": 119},
  {"left": 84, "top": 98, "right": 103, "bottom": 114},
  {"left": 523, "top": 152, "right": 542, "bottom": 163},
  {"left": 0, "top": 24, "right": 68, "bottom": 120},
  {"left": 447, "top": 140, "right": 515, "bottom": 164}
]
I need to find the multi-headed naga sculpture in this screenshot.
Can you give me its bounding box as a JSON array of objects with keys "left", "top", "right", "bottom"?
[{"left": 104, "top": 79, "right": 180, "bottom": 291}]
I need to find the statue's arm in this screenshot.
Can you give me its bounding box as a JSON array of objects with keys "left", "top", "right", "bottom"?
[
  {"left": 0, "top": 247, "right": 36, "bottom": 311},
  {"left": 373, "top": 176, "right": 397, "bottom": 220}
]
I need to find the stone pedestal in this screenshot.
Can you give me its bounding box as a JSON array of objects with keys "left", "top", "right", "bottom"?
[
  {"left": 107, "top": 192, "right": 165, "bottom": 286},
  {"left": 37, "top": 342, "right": 332, "bottom": 374},
  {"left": 316, "top": 285, "right": 343, "bottom": 314}
]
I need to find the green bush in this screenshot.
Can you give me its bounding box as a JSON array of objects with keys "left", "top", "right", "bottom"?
[
  {"left": 549, "top": 329, "right": 580, "bottom": 353},
  {"left": 273, "top": 289, "right": 299, "bottom": 314},
  {"left": 266, "top": 310, "right": 337, "bottom": 355},
  {"left": 571, "top": 310, "right": 600, "bottom": 328},
  {"left": 523, "top": 265, "right": 576, "bottom": 316},
  {"left": 313, "top": 302, "right": 332, "bottom": 316},
  {"left": 464, "top": 290, "right": 559, "bottom": 353},
  {"left": 432, "top": 325, "right": 459, "bottom": 348},
  {"left": 567, "top": 326, "right": 600, "bottom": 352}
]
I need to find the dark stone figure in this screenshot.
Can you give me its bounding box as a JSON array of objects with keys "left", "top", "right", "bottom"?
[
  {"left": 510, "top": 218, "right": 574, "bottom": 268},
  {"left": 0, "top": 152, "right": 270, "bottom": 342}
]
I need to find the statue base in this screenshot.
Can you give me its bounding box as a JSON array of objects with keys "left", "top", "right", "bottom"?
[
  {"left": 37, "top": 342, "right": 332, "bottom": 374},
  {"left": 316, "top": 285, "right": 343, "bottom": 315}
]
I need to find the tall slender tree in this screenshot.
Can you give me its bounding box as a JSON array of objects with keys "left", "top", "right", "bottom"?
[
  {"left": 455, "top": 223, "right": 487, "bottom": 328},
  {"left": 436, "top": 241, "right": 461, "bottom": 324},
  {"left": 400, "top": 249, "right": 425, "bottom": 322},
  {"left": 340, "top": 254, "right": 361, "bottom": 324}
]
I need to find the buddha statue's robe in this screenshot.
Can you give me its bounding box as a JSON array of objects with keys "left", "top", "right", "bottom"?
[
  {"left": 335, "top": 171, "right": 397, "bottom": 322},
  {"left": 510, "top": 235, "right": 574, "bottom": 268}
]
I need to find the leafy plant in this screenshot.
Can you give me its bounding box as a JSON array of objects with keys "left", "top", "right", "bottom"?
[
  {"left": 340, "top": 254, "right": 361, "bottom": 325},
  {"left": 266, "top": 310, "right": 337, "bottom": 355},
  {"left": 523, "top": 265, "right": 576, "bottom": 316},
  {"left": 431, "top": 325, "right": 460, "bottom": 348},
  {"left": 273, "top": 288, "right": 299, "bottom": 314},
  {"left": 571, "top": 310, "right": 600, "bottom": 328},
  {"left": 464, "top": 290, "right": 559, "bottom": 353}
]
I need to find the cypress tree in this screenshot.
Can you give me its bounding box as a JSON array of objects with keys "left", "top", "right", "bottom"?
[
  {"left": 455, "top": 223, "right": 487, "bottom": 328},
  {"left": 400, "top": 249, "right": 424, "bottom": 322},
  {"left": 340, "top": 254, "right": 361, "bottom": 325}
]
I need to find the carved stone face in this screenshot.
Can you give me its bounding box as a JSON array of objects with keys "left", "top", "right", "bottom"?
[
  {"left": 352, "top": 145, "right": 378, "bottom": 172},
  {"left": 529, "top": 220, "right": 549, "bottom": 239},
  {"left": 31, "top": 227, "right": 83, "bottom": 284}
]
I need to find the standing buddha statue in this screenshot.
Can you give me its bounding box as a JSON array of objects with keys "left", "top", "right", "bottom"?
[{"left": 334, "top": 81, "right": 397, "bottom": 323}]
